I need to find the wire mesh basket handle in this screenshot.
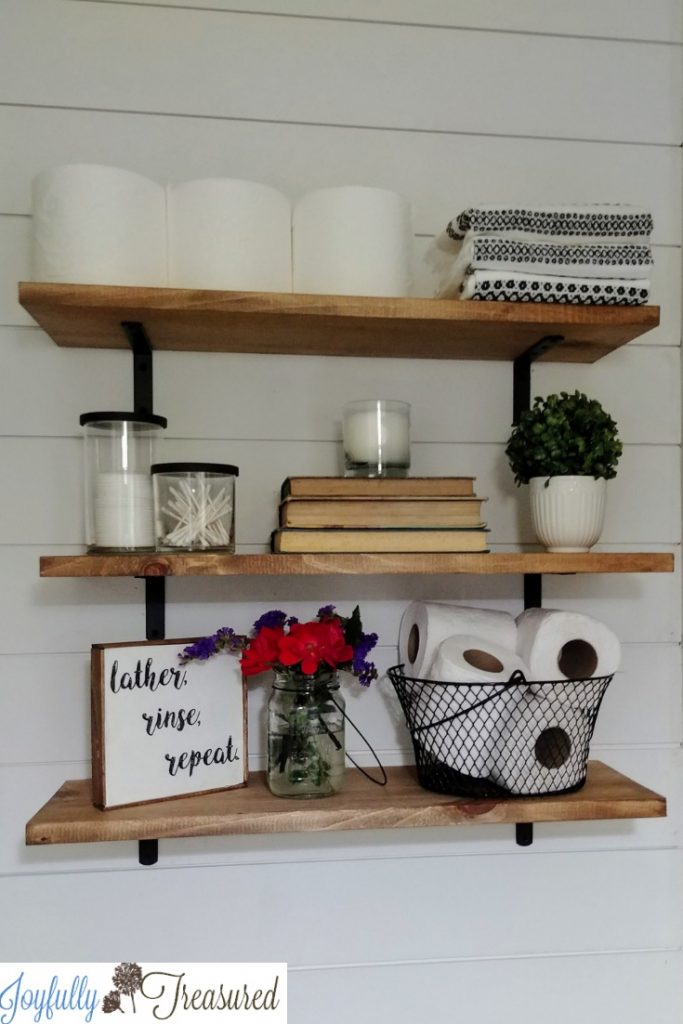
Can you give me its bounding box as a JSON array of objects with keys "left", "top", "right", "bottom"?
[{"left": 414, "top": 669, "right": 529, "bottom": 734}]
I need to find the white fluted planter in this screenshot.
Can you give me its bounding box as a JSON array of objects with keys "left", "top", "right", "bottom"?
[{"left": 530, "top": 476, "right": 607, "bottom": 553}]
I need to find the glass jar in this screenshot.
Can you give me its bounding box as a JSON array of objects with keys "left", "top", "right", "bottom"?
[
  {"left": 151, "top": 462, "right": 239, "bottom": 551},
  {"left": 267, "top": 672, "right": 346, "bottom": 798},
  {"left": 80, "top": 411, "right": 167, "bottom": 551}
]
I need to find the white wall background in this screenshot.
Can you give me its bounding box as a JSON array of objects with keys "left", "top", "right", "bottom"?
[{"left": 1, "top": 1, "right": 682, "bottom": 1019}]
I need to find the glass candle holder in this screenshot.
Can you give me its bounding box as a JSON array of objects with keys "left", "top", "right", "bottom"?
[
  {"left": 80, "top": 411, "right": 167, "bottom": 551},
  {"left": 342, "top": 399, "right": 411, "bottom": 478}
]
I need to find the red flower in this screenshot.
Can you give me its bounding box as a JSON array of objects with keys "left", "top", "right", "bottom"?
[
  {"left": 240, "top": 626, "right": 283, "bottom": 677},
  {"left": 278, "top": 619, "right": 353, "bottom": 676}
]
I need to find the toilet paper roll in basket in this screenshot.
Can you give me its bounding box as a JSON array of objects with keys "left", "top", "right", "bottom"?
[
  {"left": 489, "top": 691, "right": 593, "bottom": 795},
  {"left": 412, "top": 635, "right": 530, "bottom": 777},
  {"left": 32, "top": 164, "right": 167, "bottom": 286},
  {"left": 168, "top": 178, "right": 292, "bottom": 291},
  {"left": 399, "top": 601, "right": 518, "bottom": 679},
  {"left": 516, "top": 608, "right": 621, "bottom": 681},
  {"left": 293, "top": 186, "right": 413, "bottom": 297}
]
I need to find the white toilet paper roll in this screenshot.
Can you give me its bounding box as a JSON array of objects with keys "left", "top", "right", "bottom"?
[
  {"left": 168, "top": 178, "right": 292, "bottom": 292},
  {"left": 413, "top": 635, "right": 530, "bottom": 777},
  {"left": 429, "top": 635, "right": 530, "bottom": 684},
  {"left": 398, "top": 602, "right": 518, "bottom": 679},
  {"left": 489, "top": 694, "right": 589, "bottom": 795},
  {"left": 293, "top": 186, "right": 413, "bottom": 297},
  {"left": 32, "top": 164, "right": 167, "bottom": 286},
  {"left": 516, "top": 608, "right": 621, "bottom": 681}
]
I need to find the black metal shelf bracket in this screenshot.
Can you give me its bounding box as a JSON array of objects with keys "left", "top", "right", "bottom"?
[
  {"left": 511, "top": 334, "right": 564, "bottom": 849},
  {"left": 144, "top": 576, "right": 166, "bottom": 642},
  {"left": 121, "top": 320, "right": 154, "bottom": 416},
  {"left": 123, "top": 319, "right": 161, "bottom": 863},
  {"left": 512, "top": 334, "right": 565, "bottom": 426},
  {"left": 132, "top": 573, "right": 166, "bottom": 865},
  {"left": 138, "top": 839, "right": 159, "bottom": 866},
  {"left": 516, "top": 823, "right": 534, "bottom": 847}
]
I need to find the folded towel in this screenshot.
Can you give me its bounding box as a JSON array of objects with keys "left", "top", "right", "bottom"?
[
  {"left": 460, "top": 270, "right": 650, "bottom": 305},
  {"left": 438, "top": 236, "right": 653, "bottom": 297},
  {"left": 447, "top": 205, "right": 653, "bottom": 243}
]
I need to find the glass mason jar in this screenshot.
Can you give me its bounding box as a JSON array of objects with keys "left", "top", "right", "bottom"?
[{"left": 267, "top": 672, "right": 345, "bottom": 798}]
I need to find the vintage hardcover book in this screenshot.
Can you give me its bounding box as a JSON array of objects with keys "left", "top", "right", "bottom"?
[
  {"left": 280, "top": 476, "right": 476, "bottom": 499},
  {"left": 279, "top": 496, "right": 486, "bottom": 529},
  {"left": 272, "top": 528, "right": 489, "bottom": 554}
]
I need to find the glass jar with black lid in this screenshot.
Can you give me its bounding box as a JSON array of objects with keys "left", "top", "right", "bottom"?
[
  {"left": 151, "top": 462, "right": 239, "bottom": 552},
  {"left": 80, "top": 411, "right": 167, "bottom": 551}
]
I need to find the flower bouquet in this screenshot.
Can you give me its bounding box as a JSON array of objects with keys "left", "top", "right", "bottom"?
[{"left": 181, "top": 606, "right": 378, "bottom": 798}]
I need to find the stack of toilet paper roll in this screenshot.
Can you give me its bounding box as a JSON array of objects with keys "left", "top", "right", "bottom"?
[
  {"left": 32, "top": 165, "right": 413, "bottom": 297},
  {"left": 397, "top": 602, "right": 620, "bottom": 794}
]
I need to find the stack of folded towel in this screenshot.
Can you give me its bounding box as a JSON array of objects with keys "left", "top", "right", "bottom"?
[{"left": 438, "top": 204, "right": 653, "bottom": 305}]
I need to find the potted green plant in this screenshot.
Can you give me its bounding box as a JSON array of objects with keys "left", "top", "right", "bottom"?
[{"left": 505, "top": 391, "right": 622, "bottom": 552}]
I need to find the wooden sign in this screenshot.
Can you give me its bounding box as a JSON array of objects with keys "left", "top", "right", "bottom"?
[{"left": 91, "top": 639, "right": 247, "bottom": 809}]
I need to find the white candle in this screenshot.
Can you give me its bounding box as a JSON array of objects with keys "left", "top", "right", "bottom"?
[
  {"left": 343, "top": 400, "right": 410, "bottom": 475},
  {"left": 94, "top": 472, "right": 154, "bottom": 549}
]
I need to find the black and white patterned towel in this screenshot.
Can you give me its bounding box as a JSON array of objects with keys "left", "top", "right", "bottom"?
[
  {"left": 447, "top": 204, "right": 653, "bottom": 242},
  {"left": 437, "top": 235, "right": 654, "bottom": 296},
  {"left": 460, "top": 270, "right": 650, "bottom": 306}
]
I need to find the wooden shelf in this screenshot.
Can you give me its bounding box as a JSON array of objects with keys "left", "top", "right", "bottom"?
[
  {"left": 39, "top": 551, "right": 674, "bottom": 578},
  {"left": 19, "top": 283, "right": 659, "bottom": 362},
  {"left": 25, "top": 763, "right": 665, "bottom": 848}
]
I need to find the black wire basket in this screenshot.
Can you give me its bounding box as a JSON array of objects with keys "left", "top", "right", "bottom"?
[{"left": 387, "top": 664, "right": 613, "bottom": 799}]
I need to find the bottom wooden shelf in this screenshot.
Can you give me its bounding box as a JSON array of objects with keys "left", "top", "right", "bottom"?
[{"left": 26, "top": 762, "right": 665, "bottom": 848}]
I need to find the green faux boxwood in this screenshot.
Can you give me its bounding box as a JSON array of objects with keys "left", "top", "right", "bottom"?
[{"left": 506, "top": 391, "right": 623, "bottom": 487}]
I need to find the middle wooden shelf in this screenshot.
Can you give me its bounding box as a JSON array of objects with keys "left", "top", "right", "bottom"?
[{"left": 39, "top": 551, "right": 675, "bottom": 578}]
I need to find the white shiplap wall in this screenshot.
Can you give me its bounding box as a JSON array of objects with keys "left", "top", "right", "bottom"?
[{"left": 1, "top": 0, "right": 682, "bottom": 1019}]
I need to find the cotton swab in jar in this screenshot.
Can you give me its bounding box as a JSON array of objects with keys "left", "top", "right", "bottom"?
[{"left": 159, "top": 478, "right": 233, "bottom": 548}]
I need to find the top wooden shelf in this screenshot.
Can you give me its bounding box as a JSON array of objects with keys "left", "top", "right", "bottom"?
[{"left": 18, "top": 283, "right": 660, "bottom": 362}]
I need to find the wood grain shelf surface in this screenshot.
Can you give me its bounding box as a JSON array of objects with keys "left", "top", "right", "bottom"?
[
  {"left": 18, "top": 283, "right": 660, "bottom": 362},
  {"left": 39, "top": 551, "right": 674, "bottom": 578},
  {"left": 25, "top": 763, "right": 666, "bottom": 847}
]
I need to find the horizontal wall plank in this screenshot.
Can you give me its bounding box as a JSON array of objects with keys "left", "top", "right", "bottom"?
[
  {"left": 0, "top": 642, "right": 678, "bottom": 768},
  {"left": 77, "top": 0, "right": 683, "bottom": 45},
  {"left": 533, "top": 345, "right": 680, "bottom": 445},
  {"left": 3, "top": 5, "right": 681, "bottom": 144},
  {"left": 0, "top": 843, "right": 680, "bottom": 960},
  {"left": 0, "top": 546, "right": 678, "bottom": 655},
  {"left": 0, "top": 437, "right": 678, "bottom": 547},
  {"left": 287, "top": 951, "right": 683, "bottom": 1024},
  {"left": 1, "top": 106, "right": 681, "bottom": 243},
  {"left": 295, "top": 950, "right": 683, "bottom": 1024},
  {"left": 0, "top": 326, "right": 678, "bottom": 446}
]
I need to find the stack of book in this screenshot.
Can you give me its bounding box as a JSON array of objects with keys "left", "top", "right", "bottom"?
[{"left": 271, "top": 477, "right": 489, "bottom": 553}]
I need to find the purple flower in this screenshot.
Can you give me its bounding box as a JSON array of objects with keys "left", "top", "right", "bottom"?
[
  {"left": 352, "top": 631, "right": 378, "bottom": 686},
  {"left": 253, "top": 610, "right": 288, "bottom": 632},
  {"left": 179, "top": 627, "right": 245, "bottom": 664},
  {"left": 357, "top": 662, "right": 377, "bottom": 687},
  {"left": 180, "top": 634, "right": 219, "bottom": 663},
  {"left": 316, "top": 604, "right": 337, "bottom": 620}
]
